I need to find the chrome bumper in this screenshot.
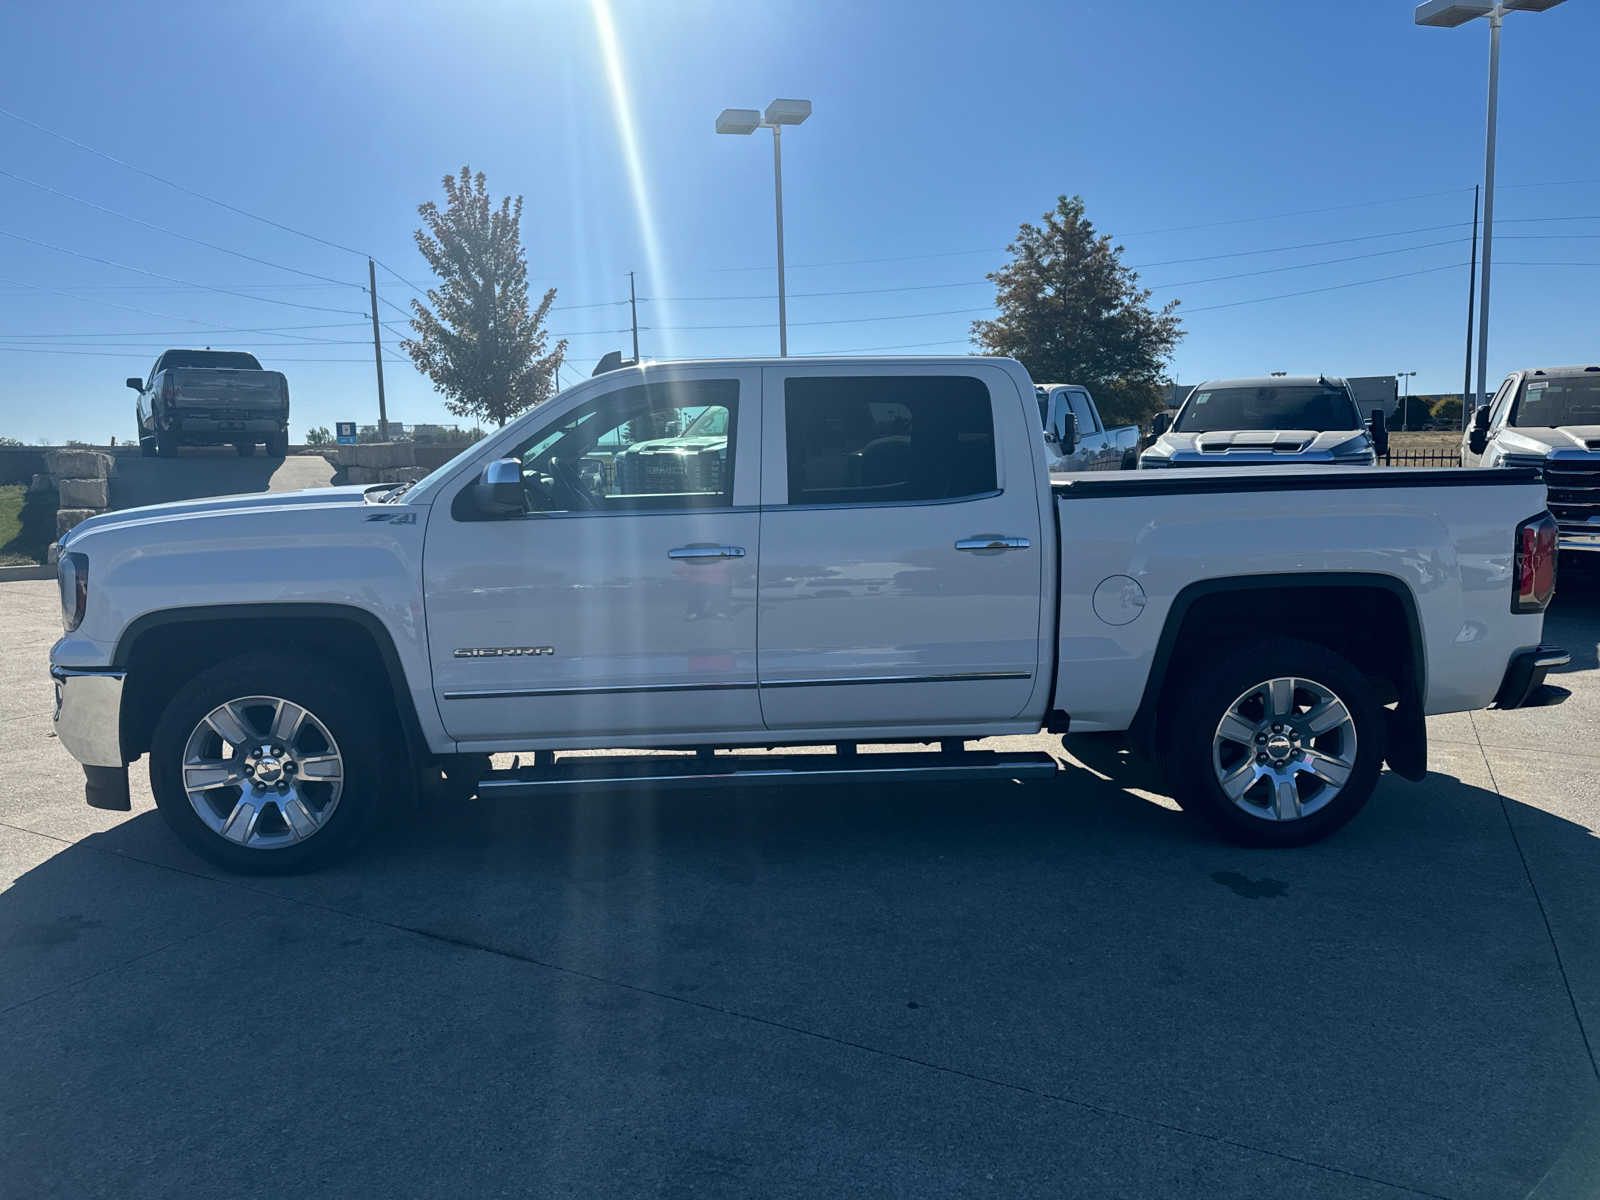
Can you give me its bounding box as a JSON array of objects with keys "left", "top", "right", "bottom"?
[
  {"left": 1557, "top": 529, "right": 1600, "bottom": 552},
  {"left": 50, "top": 666, "right": 126, "bottom": 768}
]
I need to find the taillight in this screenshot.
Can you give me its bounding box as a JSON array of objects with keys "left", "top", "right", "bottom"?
[
  {"left": 58, "top": 552, "right": 88, "bottom": 631},
  {"left": 1513, "top": 512, "right": 1558, "bottom": 613},
  {"left": 160, "top": 373, "right": 175, "bottom": 402}
]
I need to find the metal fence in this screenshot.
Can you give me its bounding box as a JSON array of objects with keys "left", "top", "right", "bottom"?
[{"left": 1381, "top": 450, "right": 1460, "bottom": 468}]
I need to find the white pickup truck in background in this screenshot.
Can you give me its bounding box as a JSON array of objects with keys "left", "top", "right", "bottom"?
[
  {"left": 1461, "top": 363, "right": 1600, "bottom": 556},
  {"left": 51, "top": 355, "right": 1564, "bottom": 872},
  {"left": 1141, "top": 375, "right": 1388, "bottom": 468},
  {"left": 1036, "top": 383, "right": 1139, "bottom": 471}
]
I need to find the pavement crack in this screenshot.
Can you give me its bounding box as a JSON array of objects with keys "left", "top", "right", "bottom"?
[{"left": 1469, "top": 711, "right": 1600, "bottom": 1082}]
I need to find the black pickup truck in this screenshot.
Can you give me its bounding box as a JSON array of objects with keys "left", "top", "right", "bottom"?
[{"left": 129, "top": 349, "right": 290, "bottom": 458}]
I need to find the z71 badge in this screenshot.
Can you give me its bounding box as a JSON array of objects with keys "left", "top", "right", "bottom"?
[
  {"left": 365, "top": 511, "right": 417, "bottom": 524},
  {"left": 454, "top": 646, "right": 555, "bottom": 658}
]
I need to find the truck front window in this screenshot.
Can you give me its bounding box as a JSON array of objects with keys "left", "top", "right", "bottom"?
[
  {"left": 1511, "top": 377, "right": 1600, "bottom": 427},
  {"left": 1174, "top": 386, "right": 1360, "bottom": 433}
]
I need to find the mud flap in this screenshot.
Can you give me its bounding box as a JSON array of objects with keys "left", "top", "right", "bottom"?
[
  {"left": 1383, "top": 702, "right": 1427, "bottom": 782},
  {"left": 84, "top": 764, "right": 131, "bottom": 811}
]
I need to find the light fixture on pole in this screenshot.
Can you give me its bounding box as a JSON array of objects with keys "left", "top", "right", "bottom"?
[
  {"left": 716, "top": 98, "right": 812, "bottom": 356},
  {"left": 1414, "top": 0, "right": 1567, "bottom": 418},
  {"left": 1395, "top": 371, "right": 1416, "bottom": 429}
]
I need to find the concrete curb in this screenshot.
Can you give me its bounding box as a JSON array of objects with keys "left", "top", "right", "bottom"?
[{"left": 0, "top": 563, "right": 53, "bottom": 582}]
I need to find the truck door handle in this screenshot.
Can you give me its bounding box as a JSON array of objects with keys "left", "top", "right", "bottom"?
[
  {"left": 668, "top": 544, "right": 746, "bottom": 560},
  {"left": 955, "top": 536, "right": 1031, "bottom": 552}
]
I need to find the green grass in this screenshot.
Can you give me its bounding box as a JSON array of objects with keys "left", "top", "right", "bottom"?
[{"left": 0, "top": 483, "right": 53, "bottom": 565}]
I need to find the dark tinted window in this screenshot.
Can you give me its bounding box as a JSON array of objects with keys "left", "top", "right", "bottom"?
[
  {"left": 502, "top": 378, "right": 737, "bottom": 513},
  {"left": 1173, "top": 384, "right": 1359, "bottom": 433},
  {"left": 784, "top": 375, "right": 996, "bottom": 506},
  {"left": 1511, "top": 376, "right": 1600, "bottom": 427},
  {"left": 157, "top": 350, "right": 264, "bottom": 371}
]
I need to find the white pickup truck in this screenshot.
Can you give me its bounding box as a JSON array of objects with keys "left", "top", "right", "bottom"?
[
  {"left": 1461, "top": 363, "right": 1600, "bottom": 555},
  {"left": 50, "top": 355, "right": 1566, "bottom": 872},
  {"left": 1036, "top": 383, "right": 1139, "bottom": 472}
]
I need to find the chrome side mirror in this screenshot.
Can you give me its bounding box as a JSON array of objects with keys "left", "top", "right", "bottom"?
[{"left": 473, "top": 458, "right": 524, "bottom": 517}]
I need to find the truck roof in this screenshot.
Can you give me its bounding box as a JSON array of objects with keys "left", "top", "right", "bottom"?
[
  {"left": 1191, "top": 375, "right": 1349, "bottom": 390},
  {"left": 1517, "top": 364, "right": 1600, "bottom": 380},
  {"left": 599, "top": 354, "right": 1017, "bottom": 371}
]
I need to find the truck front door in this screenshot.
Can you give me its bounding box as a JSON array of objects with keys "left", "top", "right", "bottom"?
[
  {"left": 423, "top": 366, "right": 764, "bottom": 744},
  {"left": 756, "top": 365, "right": 1047, "bottom": 732}
]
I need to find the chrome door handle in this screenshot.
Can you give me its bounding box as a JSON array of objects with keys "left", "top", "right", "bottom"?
[
  {"left": 955, "top": 536, "right": 1030, "bottom": 552},
  {"left": 668, "top": 545, "right": 746, "bottom": 560}
]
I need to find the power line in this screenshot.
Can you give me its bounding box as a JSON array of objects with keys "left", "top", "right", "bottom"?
[
  {"left": 0, "top": 228, "right": 368, "bottom": 315},
  {"left": 0, "top": 345, "right": 407, "bottom": 362},
  {"left": 0, "top": 321, "right": 373, "bottom": 339},
  {"left": 0, "top": 167, "right": 362, "bottom": 288},
  {"left": 653, "top": 306, "right": 994, "bottom": 333},
  {"left": 1120, "top": 186, "right": 1473, "bottom": 238},
  {"left": 0, "top": 102, "right": 371, "bottom": 258},
  {"left": 1180, "top": 262, "right": 1467, "bottom": 315},
  {"left": 1147, "top": 237, "right": 1463, "bottom": 290}
]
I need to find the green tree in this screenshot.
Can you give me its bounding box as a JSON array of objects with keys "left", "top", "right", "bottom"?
[
  {"left": 403, "top": 166, "right": 566, "bottom": 428},
  {"left": 972, "top": 195, "right": 1183, "bottom": 428},
  {"left": 1429, "top": 395, "right": 1463, "bottom": 427},
  {"left": 304, "top": 425, "right": 332, "bottom": 446}
]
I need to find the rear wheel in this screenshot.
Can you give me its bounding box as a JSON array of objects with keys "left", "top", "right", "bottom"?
[
  {"left": 1162, "top": 636, "right": 1384, "bottom": 846},
  {"left": 264, "top": 432, "right": 288, "bottom": 458},
  {"left": 234, "top": 441, "right": 256, "bottom": 457},
  {"left": 149, "top": 655, "right": 386, "bottom": 873},
  {"left": 156, "top": 430, "right": 179, "bottom": 457}
]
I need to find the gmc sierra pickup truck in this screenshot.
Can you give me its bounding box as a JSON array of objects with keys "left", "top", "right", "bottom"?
[
  {"left": 1036, "top": 383, "right": 1139, "bottom": 472},
  {"left": 1461, "top": 363, "right": 1600, "bottom": 556},
  {"left": 52, "top": 355, "right": 1564, "bottom": 873},
  {"left": 1141, "top": 375, "right": 1388, "bottom": 468},
  {"left": 129, "top": 348, "right": 291, "bottom": 458}
]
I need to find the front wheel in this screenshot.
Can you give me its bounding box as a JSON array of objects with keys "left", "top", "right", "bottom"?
[
  {"left": 1162, "top": 637, "right": 1384, "bottom": 847},
  {"left": 149, "top": 655, "right": 386, "bottom": 872}
]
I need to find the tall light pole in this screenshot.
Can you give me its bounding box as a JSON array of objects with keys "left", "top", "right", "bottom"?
[
  {"left": 1395, "top": 371, "right": 1417, "bottom": 429},
  {"left": 1415, "top": 0, "right": 1567, "bottom": 416},
  {"left": 716, "top": 98, "right": 812, "bottom": 356}
]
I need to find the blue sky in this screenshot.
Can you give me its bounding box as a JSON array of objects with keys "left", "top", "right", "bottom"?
[{"left": 1, "top": 0, "right": 1597, "bottom": 443}]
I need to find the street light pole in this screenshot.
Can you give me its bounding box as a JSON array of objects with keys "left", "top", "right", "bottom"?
[
  {"left": 771, "top": 123, "right": 787, "bottom": 357},
  {"left": 1415, "top": 0, "right": 1568, "bottom": 415},
  {"left": 1396, "top": 371, "right": 1416, "bottom": 429},
  {"left": 716, "top": 99, "right": 812, "bottom": 357}
]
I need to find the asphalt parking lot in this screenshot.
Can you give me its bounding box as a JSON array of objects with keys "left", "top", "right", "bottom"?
[{"left": 4, "top": 577, "right": 1600, "bottom": 1198}]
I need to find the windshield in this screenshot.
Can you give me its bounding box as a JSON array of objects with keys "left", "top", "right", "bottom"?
[
  {"left": 158, "top": 350, "right": 263, "bottom": 371},
  {"left": 1510, "top": 376, "right": 1600, "bottom": 427},
  {"left": 680, "top": 405, "right": 729, "bottom": 437},
  {"left": 1173, "top": 384, "right": 1359, "bottom": 433}
]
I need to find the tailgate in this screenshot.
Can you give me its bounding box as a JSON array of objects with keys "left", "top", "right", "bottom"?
[{"left": 169, "top": 369, "right": 286, "bottom": 410}]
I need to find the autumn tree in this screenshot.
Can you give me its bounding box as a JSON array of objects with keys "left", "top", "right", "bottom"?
[
  {"left": 972, "top": 195, "right": 1183, "bottom": 428},
  {"left": 403, "top": 167, "right": 566, "bottom": 427}
]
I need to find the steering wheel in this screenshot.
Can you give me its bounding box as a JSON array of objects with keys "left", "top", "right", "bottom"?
[{"left": 548, "top": 455, "right": 599, "bottom": 511}]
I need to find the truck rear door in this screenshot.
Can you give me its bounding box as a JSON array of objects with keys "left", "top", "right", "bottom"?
[{"left": 756, "top": 364, "right": 1046, "bottom": 730}]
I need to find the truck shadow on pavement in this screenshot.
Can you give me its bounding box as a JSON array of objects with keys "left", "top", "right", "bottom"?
[
  {"left": 5, "top": 758, "right": 1600, "bottom": 1197},
  {"left": 107, "top": 453, "right": 314, "bottom": 509}
]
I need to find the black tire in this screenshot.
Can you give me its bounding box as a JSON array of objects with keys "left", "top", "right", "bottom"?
[
  {"left": 156, "top": 430, "right": 179, "bottom": 457},
  {"left": 149, "top": 655, "right": 387, "bottom": 873},
  {"left": 139, "top": 436, "right": 157, "bottom": 458},
  {"left": 235, "top": 441, "right": 255, "bottom": 457},
  {"left": 1162, "top": 636, "right": 1384, "bottom": 847},
  {"left": 265, "top": 432, "right": 288, "bottom": 458}
]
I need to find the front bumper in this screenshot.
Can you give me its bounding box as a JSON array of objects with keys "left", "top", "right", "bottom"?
[
  {"left": 50, "top": 666, "right": 125, "bottom": 767},
  {"left": 1492, "top": 645, "right": 1571, "bottom": 709}
]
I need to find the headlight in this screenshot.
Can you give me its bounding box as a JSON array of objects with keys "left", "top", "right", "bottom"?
[
  {"left": 1498, "top": 452, "right": 1547, "bottom": 472},
  {"left": 58, "top": 552, "right": 88, "bottom": 632}
]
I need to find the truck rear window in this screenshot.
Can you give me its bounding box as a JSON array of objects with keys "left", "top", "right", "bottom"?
[
  {"left": 158, "top": 350, "right": 264, "bottom": 371},
  {"left": 783, "top": 375, "right": 996, "bottom": 506},
  {"left": 1174, "top": 385, "right": 1359, "bottom": 433}
]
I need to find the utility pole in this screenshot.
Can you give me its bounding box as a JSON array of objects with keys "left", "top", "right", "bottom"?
[
  {"left": 628, "top": 270, "right": 640, "bottom": 361},
  {"left": 1463, "top": 184, "right": 1479, "bottom": 424},
  {"left": 367, "top": 258, "right": 390, "bottom": 441},
  {"left": 1474, "top": 4, "right": 1502, "bottom": 427}
]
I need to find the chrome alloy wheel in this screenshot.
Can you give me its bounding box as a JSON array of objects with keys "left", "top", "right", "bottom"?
[
  {"left": 181, "top": 696, "right": 345, "bottom": 849},
  {"left": 1210, "top": 676, "right": 1357, "bottom": 823}
]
